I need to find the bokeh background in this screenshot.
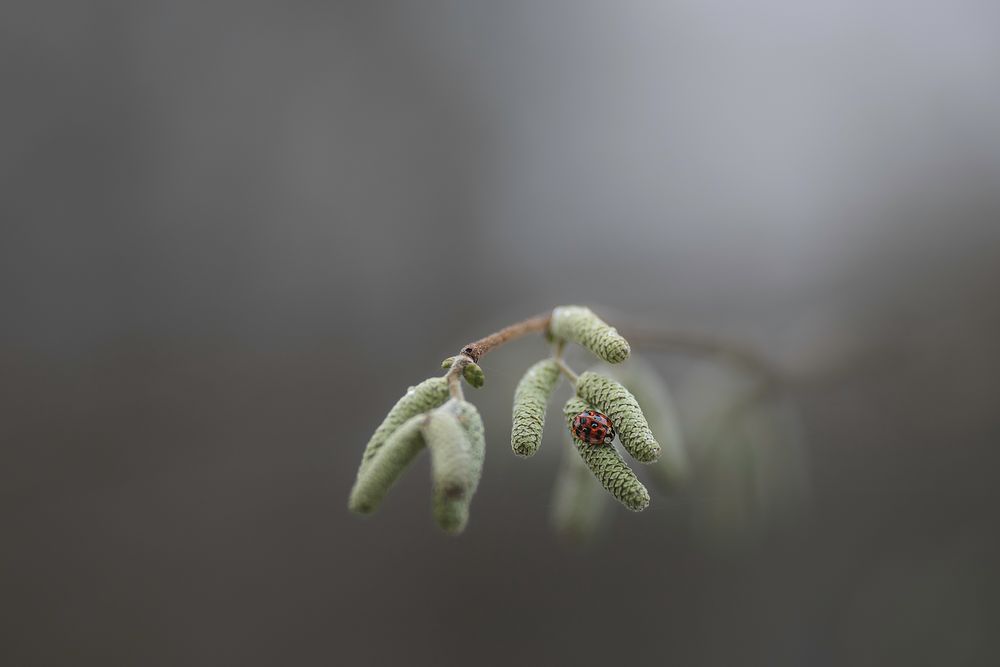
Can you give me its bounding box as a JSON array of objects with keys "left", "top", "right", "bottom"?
[{"left": 4, "top": 1, "right": 1000, "bottom": 665}]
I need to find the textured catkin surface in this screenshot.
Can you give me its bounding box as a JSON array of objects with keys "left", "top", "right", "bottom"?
[
  {"left": 549, "top": 306, "right": 630, "bottom": 364},
  {"left": 511, "top": 359, "right": 561, "bottom": 456},
  {"left": 445, "top": 400, "right": 485, "bottom": 495},
  {"left": 358, "top": 376, "right": 449, "bottom": 471},
  {"left": 423, "top": 402, "right": 481, "bottom": 534},
  {"left": 564, "top": 397, "right": 650, "bottom": 511},
  {"left": 576, "top": 371, "right": 661, "bottom": 463},
  {"left": 348, "top": 414, "right": 426, "bottom": 514}
]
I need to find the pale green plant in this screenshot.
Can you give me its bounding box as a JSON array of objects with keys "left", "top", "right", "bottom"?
[{"left": 348, "top": 305, "right": 795, "bottom": 537}]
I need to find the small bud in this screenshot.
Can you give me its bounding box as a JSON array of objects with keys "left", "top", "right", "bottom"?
[
  {"left": 463, "top": 362, "right": 485, "bottom": 388},
  {"left": 510, "top": 359, "right": 561, "bottom": 456},
  {"left": 348, "top": 414, "right": 426, "bottom": 514},
  {"left": 357, "top": 377, "right": 450, "bottom": 473},
  {"left": 564, "top": 397, "right": 650, "bottom": 511},
  {"left": 549, "top": 306, "right": 630, "bottom": 364},
  {"left": 441, "top": 356, "right": 456, "bottom": 369},
  {"left": 575, "top": 371, "right": 661, "bottom": 462},
  {"left": 423, "top": 400, "right": 485, "bottom": 534}
]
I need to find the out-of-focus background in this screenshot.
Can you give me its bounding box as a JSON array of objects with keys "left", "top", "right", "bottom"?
[{"left": 4, "top": 1, "right": 1000, "bottom": 665}]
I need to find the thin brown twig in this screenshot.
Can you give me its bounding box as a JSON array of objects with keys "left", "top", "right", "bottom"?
[
  {"left": 446, "top": 312, "right": 553, "bottom": 400},
  {"left": 444, "top": 312, "right": 782, "bottom": 400},
  {"left": 460, "top": 313, "right": 551, "bottom": 362}
]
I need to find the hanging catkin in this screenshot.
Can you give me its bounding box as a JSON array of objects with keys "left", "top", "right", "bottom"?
[
  {"left": 575, "top": 371, "right": 661, "bottom": 462},
  {"left": 564, "top": 397, "right": 650, "bottom": 511},
  {"left": 549, "top": 306, "right": 630, "bottom": 363},
  {"left": 423, "top": 400, "right": 486, "bottom": 534},
  {"left": 510, "top": 359, "right": 561, "bottom": 456}
]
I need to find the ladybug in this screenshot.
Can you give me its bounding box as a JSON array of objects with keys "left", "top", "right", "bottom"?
[{"left": 571, "top": 409, "right": 616, "bottom": 445}]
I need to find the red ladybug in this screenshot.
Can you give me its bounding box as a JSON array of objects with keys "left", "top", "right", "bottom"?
[{"left": 571, "top": 410, "right": 616, "bottom": 445}]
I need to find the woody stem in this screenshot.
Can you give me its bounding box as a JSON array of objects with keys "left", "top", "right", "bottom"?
[
  {"left": 459, "top": 313, "right": 552, "bottom": 362},
  {"left": 446, "top": 312, "right": 553, "bottom": 400}
]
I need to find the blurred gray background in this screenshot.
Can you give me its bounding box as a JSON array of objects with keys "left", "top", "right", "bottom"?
[{"left": 3, "top": 1, "right": 1000, "bottom": 665}]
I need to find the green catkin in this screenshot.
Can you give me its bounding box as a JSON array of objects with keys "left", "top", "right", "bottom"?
[
  {"left": 575, "top": 371, "right": 661, "bottom": 462},
  {"left": 448, "top": 401, "right": 486, "bottom": 530},
  {"left": 423, "top": 401, "right": 484, "bottom": 534},
  {"left": 358, "top": 376, "right": 450, "bottom": 473},
  {"left": 598, "top": 361, "right": 689, "bottom": 492},
  {"left": 549, "top": 306, "right": 630, "bottom": 364},
  {"left": 510, "top": 358, "right": 561, "bottom": 456},
  {"left": 441, "top": 356, "right": 456, "bottom": 369},
  {"left": 550, "top": 434, "right": 610, "bottom": 543},
  {"left": 444, "top": 399, "right": 486, "bottom": 495},
  {"left": 563, "top": 397, "right": 650, "bottom": 511},
  {"left": 348, "top": 414, "right": 426, "bottom": 514}
]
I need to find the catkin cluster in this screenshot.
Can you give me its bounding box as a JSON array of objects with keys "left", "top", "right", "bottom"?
[
  {"left": 510, "top": 359, "right": 561, "bottom": 456},
  {"left": 358, "top": 377, "right": 450, "bottom": 472},
  {"left": 549, "top": 306, "right": 630, "bottom": 364},
  {"left": 563, "top": 397, "right": 650, "bottom": 511},
  {"left": 348, "top": 304, "right": 689, "bottom": 534},
  {"left": 349, "top": 380, "right": 485, "bottom": 534}
]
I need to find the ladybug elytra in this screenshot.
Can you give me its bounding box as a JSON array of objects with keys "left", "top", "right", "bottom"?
[{"left": 571, "top": 409, "right": 616, "bottom": 445}]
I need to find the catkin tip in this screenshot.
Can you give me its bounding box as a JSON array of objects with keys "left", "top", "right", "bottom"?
[
  {"left": 423, "top": 400, "right": 485, "bottom": 535},
  {"left": 349, "top": 414, "right": 427, "bottom": 515},
  {"left": 550, "top": 306, "right": 631, "bottom": 364}
]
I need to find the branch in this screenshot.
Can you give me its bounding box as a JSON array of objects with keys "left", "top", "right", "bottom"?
[
  {"left": 443, "top": 313, "right": 780, "bottom": 400},
  {"left": 446, "top": 312, "right": 552, "bottom": 400},
  {"left": 460, "top": 313, "right": 552, "bottom": 362}
]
